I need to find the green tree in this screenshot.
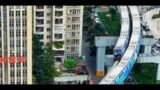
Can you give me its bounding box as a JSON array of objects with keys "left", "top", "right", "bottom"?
[
  {"left": 64, "top": 58, "right": 76, "bottom": 72},
  {"left": 41, "top": 43, "right": 57, "bottom": 84},
  {"left": 83, "top": 6, "right": 94, "bottom": 35},
  {"left": 32, "top": 34, "right": 44, "bottom": 84},
  {"left": 85, "top": 23, "right": 107, "bottom": 56},
  {"left": 33, "top": 35, "right": 57, "bottom": 84}
]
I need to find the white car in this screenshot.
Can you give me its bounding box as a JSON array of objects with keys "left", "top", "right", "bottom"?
[
  {"left": 94, "top": 13, "right": 98, "bottom": 17},
  {"left": 95, "top": 18, "right": 100, "bottom": 23},
  {"left": 94, "top": 13, "right": 98, "bottom": 18},
  {"left": 156, "top": 42, "right": 160, "bottom": 47}
]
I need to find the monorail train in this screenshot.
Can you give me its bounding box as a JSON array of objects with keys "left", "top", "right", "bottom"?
[
  {"left": 113, "top": 6, "right": 130, "bottom": 61},
  {"left": 99, "top": 6, "right": 141, "bottom": 84}
]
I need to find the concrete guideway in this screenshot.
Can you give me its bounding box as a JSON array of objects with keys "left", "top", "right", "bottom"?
[
  {"left": 95, "top": 6, "right": 160, "bottom": 84},
  {"left": 99, "top": 6, "right": 141, "bottom": 84}
]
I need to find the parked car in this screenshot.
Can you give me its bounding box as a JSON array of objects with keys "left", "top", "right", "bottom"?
[{"left": 75, "top": 59, "right": 88, "bottom": 75}]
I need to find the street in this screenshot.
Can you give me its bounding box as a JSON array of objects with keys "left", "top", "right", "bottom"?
[{"left": 82, "top": 35, "right": 102, "bottom": 84}]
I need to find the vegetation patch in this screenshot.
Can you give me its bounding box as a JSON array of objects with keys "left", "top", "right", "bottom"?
[
  {"left": 63, "top": 58, "right": 76, "bottom": 72},
  {"left": 98, "top": 7, "right": 121, "bottom": 36},
  {"left": 54, "top": 41, "right": 64, "bottom": 49},
  {"left": 152, "top": 12, "right": 160, "bottom": 19},
  {"left": 132, "top": 63, "right": 158, "bottom": 84}
]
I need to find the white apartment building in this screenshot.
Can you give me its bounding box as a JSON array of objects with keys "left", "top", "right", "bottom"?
[
  {"left": 0, "top": 6, "right": 32, "bottom": 84},
  {"left": 33, "top": 6, "right": 83, "bottom": 64}
]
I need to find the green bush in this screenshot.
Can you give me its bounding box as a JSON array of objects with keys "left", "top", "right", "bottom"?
[
  {"left": 63, "top": 58, "right": 76, "bottom": 72},
  {"left": 152, "top": 13, "right": 160, "bottom": 19},
  {"left": 54, "top": 41, "right": 64, "bottom": 49},
  {"left": 132, "top": 63, "right": 158, "bottom": 84},
  {"left": 98, "top": 7, "right": 121, "bottom": 36}
]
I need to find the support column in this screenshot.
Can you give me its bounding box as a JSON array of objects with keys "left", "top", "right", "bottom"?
[
  {"left": 157, "top": 63, "right": 160, "bottom": 84},
  {"left": 96, "top": 46, "right": 105, "bottom": 77},
  {"left": 105, "top": 55, "right": 114, "bottom": 73},
  {"left": 144, "top": 46, "right": 151, "bottom": 54}
]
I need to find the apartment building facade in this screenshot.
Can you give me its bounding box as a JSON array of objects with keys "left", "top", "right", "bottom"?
[
  {"left": 0, "top": 6, "right": 32, "bottom": 84},
  {"left": 33, "top": 6, "right": 83, "bottom": 64}
]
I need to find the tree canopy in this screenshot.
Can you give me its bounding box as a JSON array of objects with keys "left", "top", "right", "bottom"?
[
  {"left": 63, "top": 58, "right": 76, "bottom": 72},
  {"left": 33, "top": 35, "right": 57, "bottom": 84}
]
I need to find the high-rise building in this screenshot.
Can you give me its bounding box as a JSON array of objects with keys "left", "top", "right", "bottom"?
[
  {"left": 0, "top": 6, "right": 32, "bottom": 84},
  {"left": 33, "top": 6, "right": 83, "bottom": 65}
]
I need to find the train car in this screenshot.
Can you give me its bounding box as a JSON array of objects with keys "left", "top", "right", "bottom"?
[
  {"left": 99, "top": 6, "right": 141, "bottom": 84},
  {"left": 113, "top": 6, "right": 130, "bottom": 61}
]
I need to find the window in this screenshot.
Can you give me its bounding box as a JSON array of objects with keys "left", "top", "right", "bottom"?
[
  {"left": 36, "top": 27, "right": 44, "bottom": 32},
  {"left": 66, "top": 39, "right": 70, "bottom": 44},
  {"left": 22, "top": 19, "right": 27, "bottom": 26},
  {"left": 72, "top": 17, "right": 80, "bottom": 22},
  {"left": 36, "top": 19, "right": 44, "bottom": 25},
  {"left": 22, "top": 11, "right": 27, "bottom": 16},
  {"left": 55, "top": 19, "right": 63, "bottom": 24},
  {"left": 55, "top": 34, "right": 62, "bottom": 39},
  {"left": 72, "top": 24, "right": 76, "bottom": 29},
  {"left": 55, "top": 26, "right": 63, "bottom": 31},
  {"left": 47, "top": 13, "right": 51, "bottom": 16},
  {"left": 16, "top": 19, "right": 20, "bottom": 26},
  {"left": 40, "top": 42, "right": 43, "bottom": 46},
  {"left": 9, "top": 11, "right": 14, "bottom": 16},
  {"left": 16, "top": 11, "right": 20, "bottom": 16},
  {"left": 71, "top": 47, "right": 75, "bottom": 52},
  {"left": 47, "top": 28, "right": 51, "bottom": 32},
  {"left": 72, "top": 32, "right": 75, "bottom": 37},
  {"left": 70, "top": 46, "right": 79, "bottom": 52},
  {"left": 68, "top": 17, "right": 71, "bottom": 21},
  {"left": 72, "top": 9, "right": 77, "bottom": 14},
  {"left": 71, "top": 39, "right": 79, "bottom": 44},
  {"left": 77, "top": 9, "right": 80, "bottom": 14},
  {"left": 36, "top": 11, "right": 44, "bottom": 17},
  {"left": 37, "top": 34, "right": 44, "bottom": 39},
  {"left": 67, "top": 25, "right": 71, "bottom": 29},
  {"left": 55, "top": 11, "right": 63, "bottom": 17},
  {"left": 47, "top": 35, "right": 50, "bottom": 39},
  {"left": 72, "top": 24, "right": 80, "bottom": 30},
  {"left": 10, "top": 70, "right": 14, "bottom": 77},
  {"left": 10, "top": 19, "right": 14, "bottom": 27},
  {"left": 47, "top": 20, "right": 51, "bottom": 24},
  {"left": 22, "top": 30, "right": 27, "bottom": 37}
]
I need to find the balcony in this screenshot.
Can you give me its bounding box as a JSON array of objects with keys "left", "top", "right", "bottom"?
[{"left": 53, "top": 41, "right": 65, "bottom": 50}]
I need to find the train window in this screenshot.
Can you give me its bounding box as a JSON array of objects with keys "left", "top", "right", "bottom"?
[
  {"left": 111, "top": 81, "right": 115, "bottom": 84},
  {"left": 109, "top": 75, "right": 116, "bottom": 79},
  {"left": 118, "top": 62, "right": 125, "bottom": 67},
  {"left": 130, "top": 46, "right": 135, "bottom": 49},
  {"left": 104, "top": 80, "right": 110, "bottom": 83},
  {"left": 123, "top": 57, "right": 129, "bottom": 61},
  {"left": 119, "top": 72, "right": 123, "bottom": 78}
]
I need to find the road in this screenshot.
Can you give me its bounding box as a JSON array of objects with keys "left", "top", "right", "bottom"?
[
  {"left": 82, "top": 6, "right": 111, "bottom": 84},
  {"left": 82, "top": 35, "right": 102, "bottom": 84}
]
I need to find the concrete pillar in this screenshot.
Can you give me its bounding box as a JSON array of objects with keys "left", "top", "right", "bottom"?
[
  {"left": 157, "top": 64, "right": 160, "bottom": 84},
  {"left": 96, "top": 46, "right": 106, "bottom": 77},
  {"left": 105, "top": 55, "right": 114, "bottom": 73},
  {"left": 107, "top": 65, "right": 112, "bottom": 72},
  {"left": 144, "top": 46, "right": 151, "bottom": 53}
]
